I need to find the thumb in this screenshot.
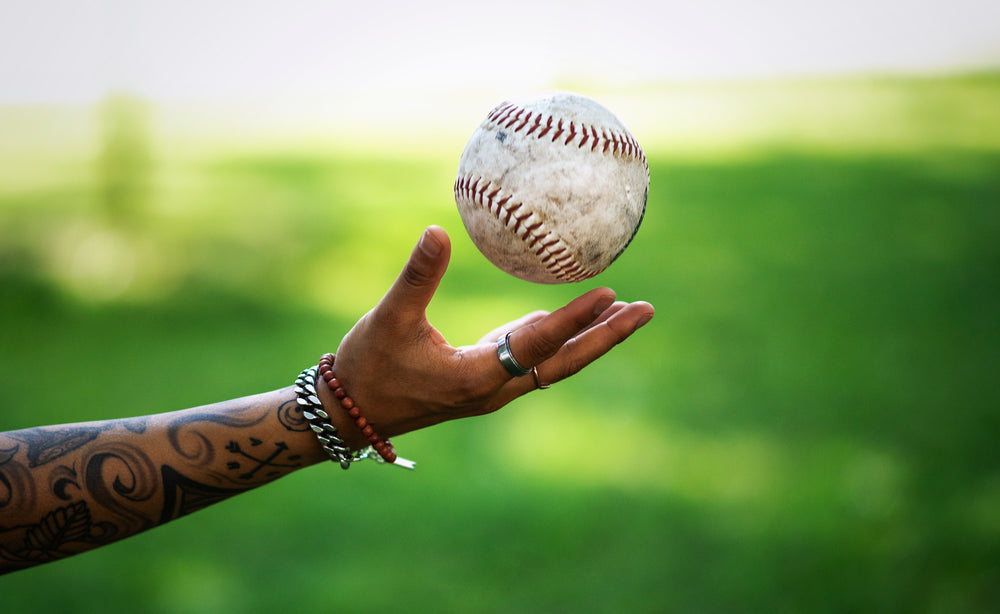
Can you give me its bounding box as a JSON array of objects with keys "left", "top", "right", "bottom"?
[{"left": 379, "top": 226, "right": 451, "bottom": 322}]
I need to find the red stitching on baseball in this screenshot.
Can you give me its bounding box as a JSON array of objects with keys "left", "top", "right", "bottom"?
[
  {"left": 544, "top": 250, "right": 569, "bottom": 266},
  {"left": 564, "top": 121, "right": 578, "bottom": 145},
  {"left": 504, "top": 109, "right": 524, "bottom": 129},
  {"left": 537, "top": 116, "right": 553, "bottom": 139},
  {"left": 486, "top": 103, "right": 506, "bottom": 121},
  {"left": 551, "top": 119, "right": 565, "bottom": 143},
  {"left": 508, "top": 207, "right": 525, "bottom": 234},
  {"left": 525, "top": 225, "right": 545, "bottom": 249},
  {"left": 489, "top": 103, "right": 516, "bottom": 125},
  {"left": 455, "top": 173, "right": 600, "bottom": 282},
  {"left": 525, "top": 114, "right": 543, "bottom": 136},
  {"left": 485, "top": 100, "right": 647, "bottom": 173},
  {"left": 514, "top": 111, "right": 532, "bottom": 132},
  {"left": 535, "top": 237, "right": 559, "bottom": 256}
]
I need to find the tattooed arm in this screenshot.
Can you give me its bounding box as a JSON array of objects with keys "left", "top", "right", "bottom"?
[
  {"left": 0, "top": 226, "right": 654, "bottom": 575},
  {"left": 0, "top": 389, "right": 328, "bottom": 574}
]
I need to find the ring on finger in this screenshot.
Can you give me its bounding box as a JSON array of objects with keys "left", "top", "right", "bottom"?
[
  {"left": 496, "top": 332, "right": 531, "bottom": 377},
  {"left": 532, "top": 366, "right": 551, "bottom": 390}
]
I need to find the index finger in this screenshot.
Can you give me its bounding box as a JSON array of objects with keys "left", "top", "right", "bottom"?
[
  {"left": 502, "top": 287, "right": 616, "bottom": 374},
  {"left": 486, "top": 300, "right": 655, "bottom": 407}
]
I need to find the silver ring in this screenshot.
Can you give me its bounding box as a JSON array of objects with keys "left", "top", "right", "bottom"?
[{"left": 497, "top": 332, "right": 531, "bottom": 377}]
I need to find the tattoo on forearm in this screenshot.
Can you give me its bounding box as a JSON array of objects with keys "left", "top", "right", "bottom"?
[
  {"left": 277, "top": 398, "right": 310, "bottom": 432},
  {"left": 7, "top": 425, "right": 111, "bottom": 468},
  {"left": 225, "top": 439, "right": 302, "bottom": 480},
  {"left": 0, "top": 443, "right": 34, "bottom": 515},
  {"left": 84, "top": 442, "right": 159, "bottom": 535},
  {"left": 47, "top": 463, "right": 80, "bottom": 502},
  {"left": 0, "top": 500, "right": 118, "bottom": 569},
  {"left": 159, "top": 465, "right": 250, "bottom": 524},
  {"left": 1, "top": 393, "right": 305, "bottom": 574},
  {"left": 166, "top": 405, "right": 267, "bottom": 466},
  {"left": 117, "top": 417, "right": 149, "bottom": 434}
]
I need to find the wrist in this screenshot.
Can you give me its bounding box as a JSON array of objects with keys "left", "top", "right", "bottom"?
[
  {"left": 315, "top": 371, "right": 367, "bottom": 451},
  {"left": 298, "top": 357, "right": 413, "bottom": 469}
]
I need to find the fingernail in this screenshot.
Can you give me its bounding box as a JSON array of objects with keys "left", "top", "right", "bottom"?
[
  {"left": 420, "top": 229, "right": 442, "bottom": 257},
  {"left": 634, "top": 312, "right": 654, "bottom": 331}
]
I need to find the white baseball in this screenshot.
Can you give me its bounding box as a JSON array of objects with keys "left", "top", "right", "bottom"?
[{"left": 454, "top": 91, "right": 649, "bottom": 284}]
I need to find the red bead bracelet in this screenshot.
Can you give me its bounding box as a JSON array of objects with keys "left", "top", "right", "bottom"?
[{"left": 317, "top": 353, "right": 397, "bottom": 464}]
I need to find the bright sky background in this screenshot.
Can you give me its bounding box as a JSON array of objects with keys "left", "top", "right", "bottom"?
[{"left": 1, "top": 0, "right": 999, "bottom": 105}]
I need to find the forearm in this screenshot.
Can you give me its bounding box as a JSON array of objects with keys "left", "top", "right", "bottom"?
[{"left": 0, "top": 387, "right": 327, "bottom": 574}]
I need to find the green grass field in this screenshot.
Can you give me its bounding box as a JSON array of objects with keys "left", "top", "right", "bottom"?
[{"left": 2, "top": 74, "right": 999, "bottom": 612}]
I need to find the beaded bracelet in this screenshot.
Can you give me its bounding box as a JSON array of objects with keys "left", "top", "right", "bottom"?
[
  {"left": 296, "top": 357, "right": 415, "bottom": 470},
  {"left": 317, "top": 353, "right": 399, "bottom": 464}
]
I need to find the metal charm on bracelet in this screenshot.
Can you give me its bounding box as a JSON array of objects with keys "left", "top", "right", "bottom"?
[{"left": 496, "top": 331, "right": 532, "bottom": 377}]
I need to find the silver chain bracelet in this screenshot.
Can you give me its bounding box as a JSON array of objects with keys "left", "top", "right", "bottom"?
[
  {"left": 295, "top": 365, "right": 416, "bottom": 470},
  {"left": 295, "top": 366, "right": 357, "bottom": 470}
]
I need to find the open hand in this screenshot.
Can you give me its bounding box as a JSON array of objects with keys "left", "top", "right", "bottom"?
[{"left": 323, "top": 226, "right": 654, "bottom": 449}]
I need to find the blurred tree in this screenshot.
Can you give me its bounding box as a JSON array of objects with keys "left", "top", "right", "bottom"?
[{"left": 97, "top": 94, "right": 152, "bottom": 226}]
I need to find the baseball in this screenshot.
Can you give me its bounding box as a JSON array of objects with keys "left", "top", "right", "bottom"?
[{"left": 454, "top": 91, "right": 649, "bottom": 284}]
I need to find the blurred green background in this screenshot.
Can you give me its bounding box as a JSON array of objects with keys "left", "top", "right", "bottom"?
[
  {"left": 4, "top": 0, "right": 1000, "bottom": 603},
  {"left": 2, "top": 72, "right": 998, "bottom": 612}
]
